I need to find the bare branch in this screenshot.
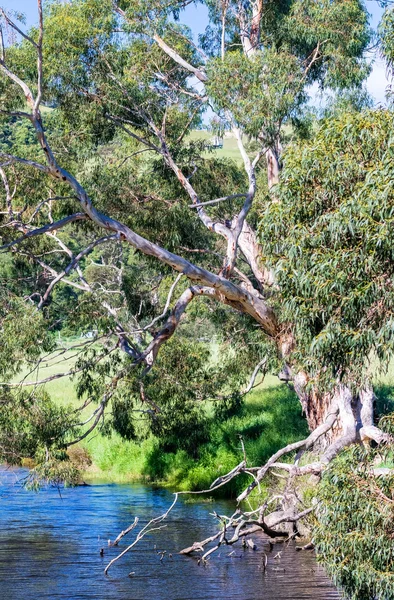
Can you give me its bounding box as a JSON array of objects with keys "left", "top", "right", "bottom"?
[
  {"left": 1, "top": 367, "right": 86, "bottom": 388},
  {"left": 139, "top": 273, "right": 183, "bottom": 332},
  {"left": 179, "top": 531, "right": 222, "bottom": 555},
  {"left": 0, "top": 152, "right": 49, "bottom": 174},
  {"left": 188, "top": 193, "right": 247, "bottom": 208},
  {"left": 0, "top": 8, "right": 38, "bottom": 48},
  {"left": 0, "top": 166, "right": 14, "bottom": 218},
  {"left": 140, "top": 285, "right": 213, "bottom": 373},
  {"left": 268, "top": 462, "right": 324, "bottom": 476},
  {"left": 209, "top": 460, "right": 247, "bottom": 490},
  {"left": 0, "top": 213, "right": 88, "bottom": 250},
  {"left": 111, "top": 517, "right": 139, "bottom": 547},
  {"left": 236, "top": 219, "right": 275, "bottom": 289},
  {"left": 153, "top": 33, "right": 207, "bottom": 82},
  {"left": 243, "top": 357, "right": 267, "bottom": 395},
  {"left": 38, "top": 234, "right": 118, "bottom": 307},
  {"left": 104, "top": 493, "right": 179, "bottom": 575},
  {"left": 237, "top": 402, "right": 340, "bottom": 502},
  {"left": 0, "top": 25, "right": 5, "bottom": 61}
]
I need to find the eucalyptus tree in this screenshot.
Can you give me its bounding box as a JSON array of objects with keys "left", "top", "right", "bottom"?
[{"left": 0, "top": 0, "right": 391, "bottom": 535}]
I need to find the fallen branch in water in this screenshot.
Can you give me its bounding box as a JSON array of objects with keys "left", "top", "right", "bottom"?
[
  {"left": 111, "top": 517, "right": 139, "bottom": 547},
  {"left": 104, "top": 493, "right": 178, "bottom": 575}
]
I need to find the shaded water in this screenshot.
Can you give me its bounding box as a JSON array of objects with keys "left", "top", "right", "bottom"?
[{"left": 0, "top": 467, "right": 341, "bottom": 600}]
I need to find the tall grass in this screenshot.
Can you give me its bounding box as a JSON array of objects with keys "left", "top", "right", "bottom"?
[{"left": 80, "top": 381, "right": 309, "bottom": 496}]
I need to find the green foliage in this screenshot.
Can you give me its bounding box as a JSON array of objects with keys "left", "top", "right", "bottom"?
[
  {"left": 314, "top": 444, "right": 394, "bottom": 599},
  {"left": 0, "top": 386, "right": 80, "bottom": 481},
  {"left": 102, "top": 336, "right": 259, "bottom": 457},
  {"left": 206, "top": 0, "right": 369, "bottom": 140},
  {"left": 260, "top": 109, "right": 394, "bottom": 386},
  {"left": 380, "top": 6, "right": 394, "bottom": 91},
  {"left": 207, "top": 49, "right": 306, "bottom": 140},
  {"left": 287, "top": 0, "right": 370, "bottom": 89},
  {"left": 0, "top": 292, "right": 54, "bottom": 379},
  {"left": 25, "top": 457, "right": 81, "bottom": 490},
  {"left": 82, "top": 380, "right": 308, "bottom": 496},
  {"left": 0, "top": 0, "right": 383, "bottom": 506}
]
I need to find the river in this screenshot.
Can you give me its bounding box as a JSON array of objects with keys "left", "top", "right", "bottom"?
[{"left": 0, "top": 467, "right": 341, "bottom": 600}]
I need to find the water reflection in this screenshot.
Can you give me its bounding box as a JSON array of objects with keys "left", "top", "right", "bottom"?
[{"left": 0, "top": 467, "right": 341, "bottom": 599}]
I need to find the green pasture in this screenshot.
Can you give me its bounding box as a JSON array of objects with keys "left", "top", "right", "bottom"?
[{"left": 188, "top": 130, "right": 245, "bottom": 162}]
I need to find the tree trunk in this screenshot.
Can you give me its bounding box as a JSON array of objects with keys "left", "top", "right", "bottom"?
[
  {"left": 292, "top": 373, "right": 382, "bottom": 452},
  {"left": 266, "top": 148, "right": 280, "bottom": 189}
]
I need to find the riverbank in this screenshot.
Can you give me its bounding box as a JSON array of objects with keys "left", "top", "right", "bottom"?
[
  {"left": 14, "top": 347, "right": 311, "bottom": 493},
  {"left": 76, "top": 379, "right": 309, "bottom": 496},
  {"left": 16, "top": 348, "right": 394, "bottom": 495}
]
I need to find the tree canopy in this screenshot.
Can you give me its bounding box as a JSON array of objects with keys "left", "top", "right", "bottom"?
[
  {"left": 0, "top": 0, "right": 394, "bottom": 592},
  {"left": 260, "top": 109, "right": 394, "bottom": 387}
]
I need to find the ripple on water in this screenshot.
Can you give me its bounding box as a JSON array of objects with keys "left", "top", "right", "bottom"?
[{"left": 0, "top": 467, "right": 342, "bottom": 600}]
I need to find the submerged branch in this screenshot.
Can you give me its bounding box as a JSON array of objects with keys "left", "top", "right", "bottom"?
[{"left": 104, "top": 493, "right": 179, "bottom": 575}]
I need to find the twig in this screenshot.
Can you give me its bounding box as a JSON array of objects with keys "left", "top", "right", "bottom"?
[
  {"left": 188, "top": 193, "right": 247, "bottom": 208},
  {"left": 104, "top": 494, "right": 179, "bottom": 575}
]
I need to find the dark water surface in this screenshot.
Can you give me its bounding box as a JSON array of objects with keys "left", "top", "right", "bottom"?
[{"left": 0, "top": 467, "right": 341, "bottom": 600}]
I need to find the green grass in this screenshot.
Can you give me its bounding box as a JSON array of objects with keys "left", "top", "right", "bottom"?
[
  {"left": 15, "top": 342, "right": 394, "bottom": 493},
  {"left": 188, "top": 130, "right": 245, "bottom": 162},
  {"left": 16, "top": 344, "right": 87, "bottom": 409},
  {"left": 147, "top": 382, "right": 309, "bottom": 497},
  {"left": 14, "top": 344, "right": 309, "bottom": 491}
]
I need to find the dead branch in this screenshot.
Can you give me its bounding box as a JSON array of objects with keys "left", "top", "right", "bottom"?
[
  {"left": 104, "top": 493, "right": 179, "bottom": 575},
  {"left": 267, "top": 462, "right": 324, "bottom": 476},
  {"left": 243, "top": 357, "right": 267, "bottom": 394},
  {"left": 188, "top": 194, "right": 248, "bottom": 208},
  {"left": 237, "top": 402, "right": 340, "bottom": 502},
  {"left": 139, "top": 283, "right": 270, "bottom": 374},
  {"left": 179, "top": 531, "right": 222, "bottom": 555},
  {"left": 152, "top": 33, "right": 207, "bottom": 82},
  {"left": 111, "top": 517, "right": 139, "bottom": 546},
  {"left": 209, "top": 460, "right": 247, "bottom": 489}
]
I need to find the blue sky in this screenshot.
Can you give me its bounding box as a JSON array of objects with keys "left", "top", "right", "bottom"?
[
  {"left": 180, "top": 1, "right": 390, "bottom": 105},
  {"left": 1, "top": 0, "right": 391, "bottom": 104},
  {"left": 181, "top": 1, "right": 385, "bottom": 34}
]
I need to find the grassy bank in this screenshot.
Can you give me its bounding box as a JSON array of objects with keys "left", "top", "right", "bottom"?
[
  {"left": 16, "top": 351, "right": 308, "bottom": 494},
  {"left": 16, "top": 345, "right": 394, "bottom": 495},
  {"left": 82, "top": 379, "right": 309, "bottom": 497}
]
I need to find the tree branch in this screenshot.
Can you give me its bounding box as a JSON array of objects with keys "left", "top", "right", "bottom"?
[
  {"left": 0, "top": 213, "right": 88, "bottom": 250},
  {"left": 38, "top": 235, "right": 118, "bottom": 308},
  {"left": 153, "top": 33, "right": 207, "bottom": 82},
  {"left": 188, "top": 193, "right": 247, "bottom": 208},
  {"left": 104, "top": 493, "right": 179, "bottom": 575},
  {"left": 237, "top": 402, "right": 340, "bottom": 502},
  {"left": 0, "top": 24, "right": 277, "bottom": 340},
  {"left": 243, "top": 357, "right": 267, "bottom": 395},
  {"left": 0, "top": 8, "right": 38, "bottom": 48}
]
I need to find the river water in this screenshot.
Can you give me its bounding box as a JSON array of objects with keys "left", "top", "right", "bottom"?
[{"left": 0, "top": 467, "right": 341, "bottom": 600}]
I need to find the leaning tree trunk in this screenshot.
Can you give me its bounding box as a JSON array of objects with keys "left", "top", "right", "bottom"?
[{"left": 292, "top": 371, "right": 385, "bottom": 454}]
